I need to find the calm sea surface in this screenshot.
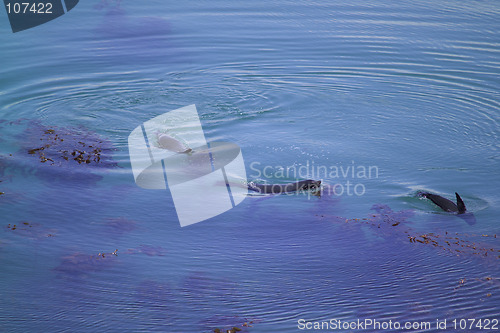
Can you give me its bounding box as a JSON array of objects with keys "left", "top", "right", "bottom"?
[{"left": 1, "top": 1, "right": 499, "bottom": 332}]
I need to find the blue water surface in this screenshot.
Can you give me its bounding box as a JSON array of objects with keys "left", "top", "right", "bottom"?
[{"left": 0, "top": 1, "right": 499, "bottom": 332}]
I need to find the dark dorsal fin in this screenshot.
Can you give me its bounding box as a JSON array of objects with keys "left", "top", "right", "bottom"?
[{"left": 455, "top": 192, "right": 466, "bottom": 214}]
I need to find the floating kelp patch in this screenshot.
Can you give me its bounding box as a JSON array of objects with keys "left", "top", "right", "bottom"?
[
  {"left": 54, "top": 249, "right": 118, "bottom": 278},
  {"left": 22, "top": 124, "right": 117, "bottom": 168},
  {"left": 406, "top": 232, "right": 499, "bottom": 258},
  {"left": 11, "top": 120, "right": 119, "bottom": 185},
  {"left": 368, "top": 206, "right": 499, "bottom": 259},
  {"left": 200, "top": 315, "right": 257, "bottom": 333},
  {"left": 214, "top": 327, "right": 242, "bottom": 333},
  {"left": 317, "top": 204, "right": 500, "bottom": 260},
  {"left": 5, "top": 222, "right": 56, "bottom": 239},
  {"left": 453, "top": 276, "right": 500, "bottom": 300}
]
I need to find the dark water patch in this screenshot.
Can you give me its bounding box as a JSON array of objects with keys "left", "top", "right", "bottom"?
[
  {"left": 0, "top": 183, "right": 24, "bottom": 208},
  {"left": 88, "top": 0, "right": 182, "bottom": 68},
  {"left": 134, "top": 279, "right": 175, "bottom": 309},
  {"left": 0, "top": 154, "right": 17, "bottom": 180},
  {"left": 132, "top": 279, "right": 179, "bottom": 330},
  {"left": 103, "top": 216, "right": 137, "bottom": 236},
  {"left": 132, "top": 275, "right": 256, "bottom": 332},
  {"left": 53, "top": 250, "right": 118, "bottom": 279},
  {"left": 96, "top": 7, "right": 171, "bottom": 40},
  {"left": 181, "top": 271, "right": 238, "bottom": 308}
]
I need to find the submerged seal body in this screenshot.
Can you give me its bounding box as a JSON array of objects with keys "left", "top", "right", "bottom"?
[
  {"left": 418, "top": 192, "right": 466, "bottom": 214},
  {"left": 248, "top": 179, "right": 321, "bottom": 194}
]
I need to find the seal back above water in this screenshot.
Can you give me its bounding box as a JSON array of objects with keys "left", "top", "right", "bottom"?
[{"left": 248, "top": 179, "right": 321, "bottom": 194}]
